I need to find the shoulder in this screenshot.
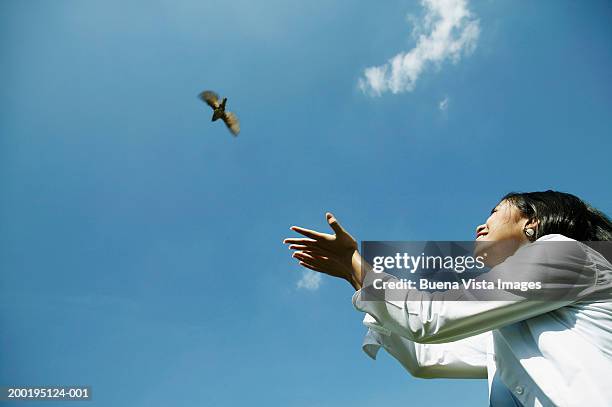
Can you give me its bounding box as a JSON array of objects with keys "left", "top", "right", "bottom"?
[
  {"left": 528, "top": 234, "right": 585, "bottom": 259},
  {"left": 535, "top": 234, "right": 576, "bottom": 242},
  {"left": 534, "top": 235, "right": 612, "bottom": 294}
]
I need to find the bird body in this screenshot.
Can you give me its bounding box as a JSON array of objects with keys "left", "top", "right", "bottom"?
[
  {"left": 211, "top": 97, "right": 227, "bottom": 121},
  {"left": 199, "top": 91, "right": 240, "bottom": 136}
]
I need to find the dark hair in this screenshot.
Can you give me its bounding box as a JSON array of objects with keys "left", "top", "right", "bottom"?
[{"left": 501, "top": 190, "right": 612, "bottom": 241}]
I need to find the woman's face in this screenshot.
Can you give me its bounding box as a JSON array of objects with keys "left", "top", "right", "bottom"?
[
  {"left": 474, "top": 199, "right": 532, "bottom": 265},
  {"left": 475, "top": 199, "right": 530, "bottom": 243}
]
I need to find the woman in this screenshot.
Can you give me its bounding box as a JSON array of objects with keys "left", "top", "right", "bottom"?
[{"left": 283, "top": 191, "right": 612, "bottom": 406}]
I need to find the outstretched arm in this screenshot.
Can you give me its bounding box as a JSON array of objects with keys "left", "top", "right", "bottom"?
[
  {"left": 363, "top": 313, "right": 490, "bottom": 379},
  {"left": 285, "top": 213, "right": 493, "bottom": 379}
]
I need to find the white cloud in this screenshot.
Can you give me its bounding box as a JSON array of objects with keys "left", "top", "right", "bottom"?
[
  {"left": 297, "top": 270, "right": 322, "bottom": 291},
  {"left": 359, "top": 0, "right": 480, "bottom": 96},
  {"left": 439, "top": 96, "right": 449, "bottom": 111}
]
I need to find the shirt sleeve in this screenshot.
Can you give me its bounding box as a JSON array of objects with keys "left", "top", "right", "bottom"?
[
  {"left": 353, "top": 237, "right": 606, "bottom": 344},
  {"left": 361, "top": 313, "right": 490, "bottom": 379}
]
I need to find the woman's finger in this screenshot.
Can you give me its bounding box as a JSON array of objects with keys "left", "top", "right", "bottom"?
[
  {"left": 295, "top": 245, "right": 337, "bottom": 257},
  {"left": 293, "top": 254, "right": 329, "bottom": 272},
  {"left": 326, "top": 212, "right": 348, "bottom": 236},
  {"left": 290, "top": 225, "right": 330, "bottom": 240},
  {"left": 288, "top": 244, "right": 331, "bottom": 253},
  {"left": 293, "top": 251, "right": 318, "bottom": 262},
  {"left": 293, "top": 251, "right": 329, "bottom": 262},
  {"left": 294, "top": 254, "right": 327, "bottom": 271},
  {"left": 288, "top": 244, "right": 310, "bottom": 251},
  {"left": 283, "top": 237, "right": 317, "bottom": 245}
]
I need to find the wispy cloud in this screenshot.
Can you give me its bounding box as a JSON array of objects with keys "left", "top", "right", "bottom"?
[
  {"left": 439, "top": 96, "right": 449, "bottom": 111},
  {"left": 297, "top": 270, "right": 322, "bottom": 291},
  {"left": 359, "top": 0, "right": 480, "bottom": 96}
]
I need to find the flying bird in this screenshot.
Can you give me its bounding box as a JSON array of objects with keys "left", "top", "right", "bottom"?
[{"left": 199, "top": 90, "right": 240, "bottom": 136}]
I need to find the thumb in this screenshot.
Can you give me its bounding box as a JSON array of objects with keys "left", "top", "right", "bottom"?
[{"left": 326, "top": 212, "right": 346, "bottom": 235}]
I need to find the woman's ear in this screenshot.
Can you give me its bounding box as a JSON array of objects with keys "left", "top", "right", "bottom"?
[
  {"left": 523, "top": 217, "right": 539, "bottom": 240},
  {"left": 525, "top": 217, "right": 539, "bottom": 229}
]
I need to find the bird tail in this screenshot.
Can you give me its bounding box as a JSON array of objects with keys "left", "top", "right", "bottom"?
[{"left": 220, "top": 97, "right": 227, "bottom": 109}]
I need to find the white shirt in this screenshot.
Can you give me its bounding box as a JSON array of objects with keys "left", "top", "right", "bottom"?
[{"left": 353, "top": 235, "right": 612, "bottom": 406}]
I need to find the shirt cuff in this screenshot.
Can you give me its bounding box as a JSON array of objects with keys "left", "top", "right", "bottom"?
[{"left": 362, "top": 328, "right": 384, "bottom": 360}]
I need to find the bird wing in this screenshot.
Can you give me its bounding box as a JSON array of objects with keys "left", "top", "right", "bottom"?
[
  {"left": 222, "top": 112, "right": 240, "bottom": 136},
  {"left": 199, "top": 91, "right": 219, "bottom": 109}
]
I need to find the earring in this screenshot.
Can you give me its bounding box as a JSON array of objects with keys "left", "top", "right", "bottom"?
[{"left": 524, "top": 228, "right": 535, "bottom": 239}]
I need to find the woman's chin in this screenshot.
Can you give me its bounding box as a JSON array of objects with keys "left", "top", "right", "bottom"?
[{"left": 474, "top": 239, "right": 521, "bottom": 267}]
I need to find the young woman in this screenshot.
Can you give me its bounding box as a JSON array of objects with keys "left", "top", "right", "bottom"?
[{"left": 284, "top": 191, "right": 612, "bottom": 406}]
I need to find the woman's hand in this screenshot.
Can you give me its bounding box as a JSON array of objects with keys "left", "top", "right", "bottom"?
[{"left": 283, "top": 213, "right": 363, "bottom": 290}]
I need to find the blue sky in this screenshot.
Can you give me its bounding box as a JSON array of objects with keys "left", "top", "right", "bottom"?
[{"left": 1, "top": 0, "right": 611, "bottom": 405}]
